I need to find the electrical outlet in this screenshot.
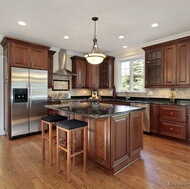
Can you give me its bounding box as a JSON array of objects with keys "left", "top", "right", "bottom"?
[{"left": 149, "top": 91, "right": 153, "bottom": 96}]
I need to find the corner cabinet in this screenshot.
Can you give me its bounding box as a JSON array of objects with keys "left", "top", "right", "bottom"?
[
  {"left": 99, "top": 56, "right": 115, "bottom": 89},
  {"left": 143, "top": 36, "right": 190, "bottom": 88},
  {"left": 71, "top": 56, "right": 87, "bottom": 88},
  {"left": 1, "top": 37, "right": 49, "bottom": 70},
  {"left": 143, "top": 46, "right": 163, "bottom": 87}
]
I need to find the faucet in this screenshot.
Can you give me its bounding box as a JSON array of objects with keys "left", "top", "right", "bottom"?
[{"left": 125, "top": 91, "right": 129, "bottom": 100}]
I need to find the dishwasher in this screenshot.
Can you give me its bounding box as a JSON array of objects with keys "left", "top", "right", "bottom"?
[{"left": 130, "top": 102, "right": 150, "bottom": 133}]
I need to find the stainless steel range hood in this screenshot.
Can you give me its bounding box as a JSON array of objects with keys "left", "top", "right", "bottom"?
[{"left": 53, "top": 49, "right": 77, "bottom": 76}]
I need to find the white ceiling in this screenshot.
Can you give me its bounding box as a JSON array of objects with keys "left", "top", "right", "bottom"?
[{"left": 1, "top": 0, "right": 190, "bottom": 55}]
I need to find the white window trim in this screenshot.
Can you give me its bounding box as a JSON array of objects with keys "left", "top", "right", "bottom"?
[{"left": 115, "top": 53, "right": 146, "bottom": 93}]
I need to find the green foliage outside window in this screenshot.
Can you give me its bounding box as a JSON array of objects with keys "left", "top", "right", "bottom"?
[{"left": 121, "top": 58, "right": 144, "bottom": 91}]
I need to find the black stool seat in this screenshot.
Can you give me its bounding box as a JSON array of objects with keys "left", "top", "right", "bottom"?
[
  {"left": 56, "top": 119, "right": 87, "bottom": 130},
  {"left": 41, "top": 115, "right": 67, "bottom": 122}
]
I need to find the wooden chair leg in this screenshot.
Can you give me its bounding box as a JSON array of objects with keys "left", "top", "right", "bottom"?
[
  {"left": 72, "top": 131, "right": 76, "bottom": 166},
  {"left": 41, "top": 120, "right": 45, "bottom": 160},
  {"left": 83, "top": 127, "right": 87, "bottom": 173},
  {"left": 67, "top": 130, "right": 71, "bottom": 182},
  {"left": 57, "top": 127, "right": 61, "bottom": 173},
  {"left": 49, "top": 123, "right": 53, "bottom": 166}
]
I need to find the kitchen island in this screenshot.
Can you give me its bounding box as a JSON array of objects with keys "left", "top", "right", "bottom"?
[{"left": 45, "top": 102, "right": 144, "bottom": 174}]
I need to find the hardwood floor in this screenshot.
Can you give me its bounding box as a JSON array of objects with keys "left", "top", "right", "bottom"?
[{"left": 0, "top": 133, "right": 190, "bottom": 189}]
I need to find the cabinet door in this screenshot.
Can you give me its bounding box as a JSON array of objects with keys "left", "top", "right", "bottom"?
[
  {"left": 150, "top": 104, "right": 160, "bottom": 133},
  {"left": 176, "top": 41, "right": 190, "bottom": 85},
  {"left": 111, "top": 114, "right": 130, "bottom": 168},
  {"left": 11, "top": 43, "right": 30, "bottom": 68},
  {"left": 130, "top": 111, "right": 143, "bottom": 156},
  {"left": 30, "top": 47, "right": 48, "bottom": 69},
  {"left": 48, "top": 50, "right": 55, "bottom": 88},
  {"left": 88, "top": 118, "right": 111, "bottom": 169},
  {"left": 164, "top": 44, "right": 177, "bottom": 85},
  {"left": 99, "top": 56, "right": 115, "bottom": 89},
  {"left": 71, "top": 56, "right": 87, "bottom": 88},
  {"left": 143, "top": 47, "right": 163, "bottom": 87},
  {"left": 87, "top": 64, "right": 99, "bottom": 89}
]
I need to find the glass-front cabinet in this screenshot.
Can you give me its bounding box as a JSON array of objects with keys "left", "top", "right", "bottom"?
[{"left": 143, "top": 46, "right": 163, "bottom": 87}]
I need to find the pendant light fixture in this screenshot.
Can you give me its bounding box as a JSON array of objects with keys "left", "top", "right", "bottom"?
[{"left": 85, "top": 17, "right": 106, "bottom": 64}]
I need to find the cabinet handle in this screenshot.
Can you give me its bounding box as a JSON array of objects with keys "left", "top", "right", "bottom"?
[{"left": 170, "top": 128, "right": 173, "bottom": 131}]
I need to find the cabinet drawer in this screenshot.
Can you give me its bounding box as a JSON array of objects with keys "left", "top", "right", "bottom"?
[
  {"left": 159, "top": 120, "right": 186, "bottom": 139},
  {"left": 159, "top": 105, "right": 186, "bottom": 122}
]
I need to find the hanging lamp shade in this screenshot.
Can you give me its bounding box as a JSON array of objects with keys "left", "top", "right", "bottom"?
[{"left": 85, "top": 17, "right": 106, "bottom": 64}]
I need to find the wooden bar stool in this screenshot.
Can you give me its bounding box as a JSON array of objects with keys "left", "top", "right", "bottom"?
[
  {"left": 41, "top": 115, "right": 67, "bottom": 165},
  {"left": 56, "top": 119, "right": 88, "bottom": 182}
]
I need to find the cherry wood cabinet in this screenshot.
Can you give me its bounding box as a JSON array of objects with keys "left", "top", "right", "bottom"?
[
  {"left": 72, "top": 110, "right": 143, "bottom": 174},
  {"left": 99, "top": 56, "right": 115, "bottom": 89},
  {"left": 143, "top": 46, "right": 163, "bottom": 87},
  {"left": 71, "top": 56, "right": 88, "bottom": 88},
  {"left": 129, "top": 111, "right": 143, "bottom": 156},
  {"left": 159, "top": 105, "right": 187, "bottom": 139},
  {"left": 186, "top": 106, "right": 190, "bottom": 141},
  {"left": 71, "top": 55, "right": 114, "bottom": 89},
  {"left": 48, "top": 50, "right": 56, "bottom": 88},
  {"left": 1, "top": 37, "right": 49, "bottom": 70},
  {"left": 111, "top": 114, "right": 130, "bottom": 169},
  {"left": 150, "top": 104, "right": 160, "bottom": 133},
  {"left": 87, "top": 63, "right": 100, "bottom": 89},
  {"left": 164, "top": 41, "right": 190, "bottom": 86},
  {"left": 143, "top": 36, "right": 190, "bottom": 88},
  {"left": 88, "top": 117, "right": 111, "bottom": 169}
]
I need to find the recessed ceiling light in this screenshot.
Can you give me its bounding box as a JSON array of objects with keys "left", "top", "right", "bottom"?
[
  {"left": 18, "top": 21, "right": 26, "bottom": 26},
  {"left": 151, "top": 23, "right": 159, "bottom": 28},
  {"left": 118, "top": 36, "right": 124, "bottom": 39},
  {"left": 64, "top": 36, "right": 69, "bottom": 39},
  {"left": 123, "top": 46, "right": 128, "bottom": 48}
]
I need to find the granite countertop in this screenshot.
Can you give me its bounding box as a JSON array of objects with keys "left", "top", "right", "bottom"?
[
  {"left": 47, "top": 96, "right": 190, "bottom": 106},
  {"left": 45, "top": 102, "right": 144, "bottom": 118}
]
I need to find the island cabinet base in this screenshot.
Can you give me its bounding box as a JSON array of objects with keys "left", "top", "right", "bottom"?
[{"left": 76, "top": 110, "right": 143, "bottom": 174}]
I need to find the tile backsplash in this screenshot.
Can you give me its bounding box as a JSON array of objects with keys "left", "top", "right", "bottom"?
[{"left": 48, "top": 87, "right": 190, "bottom": 99}]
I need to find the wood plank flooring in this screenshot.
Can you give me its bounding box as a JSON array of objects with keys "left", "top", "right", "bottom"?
[{"left": 0, "top": 133, "right": 190, "bottom": 189}]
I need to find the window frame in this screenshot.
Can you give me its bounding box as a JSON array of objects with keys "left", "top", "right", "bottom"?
[{"left": 116, "top": 55, "right": 146, "bottom": 93}]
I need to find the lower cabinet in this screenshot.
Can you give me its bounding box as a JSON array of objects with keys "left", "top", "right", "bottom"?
[
  {"left": 186, "top": 106, "right": 190, "bottom": 141},
  {"left": 150, "top": 104, "right": 160, "bottom": 133},
  {"left": 76, "top": 111, "right": 143, "bottom": 174},
  {"left": 151, "top": 104, "right": 187, "bottom": 140},
  {"left": 111, "top": 114, "right": 130, "bottom": 169}
]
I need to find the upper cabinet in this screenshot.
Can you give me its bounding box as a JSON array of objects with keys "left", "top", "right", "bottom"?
[
  {"left": 48, "top": 50, "right": 56, "bottom": 88},
  {"left": 1, "top": 37, "right": 49, "bottom": 70},
  {"left": 99, "top": 56, "right": 115, "bottom": 89},
  {"left": 143, "top": 46, "right": 163, "bottom": 87},
  {"left": 164, "top": 40, "right": 190, "bottom": 86},
  {"left": 71, "top": 56, "right": 88, "bottom": 89},
  {"left": 71, "top": 56, "right": 115, "bottom": 89},
  {"left": 143, "top": 36, "right": 190, "bottom": 88},
  {"left": 87, "top": 63, "right": 100, "bottom": 89}
]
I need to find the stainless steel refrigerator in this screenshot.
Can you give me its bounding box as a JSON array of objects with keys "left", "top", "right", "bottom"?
[{"left": 11, "top": 67, "right": 47, "bottom": 138}]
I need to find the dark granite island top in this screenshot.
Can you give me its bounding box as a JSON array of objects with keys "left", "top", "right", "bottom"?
[
  {"left": 45, "top": 102, "right": 144, "bottom": 118},
  {"left": 45, "top": 102, "right": 144, "bottom": 174}
]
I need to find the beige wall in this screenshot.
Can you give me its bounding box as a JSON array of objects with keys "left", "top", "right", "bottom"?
[{"left": 0, "top": 46, "right": 3, "bottom": 55}]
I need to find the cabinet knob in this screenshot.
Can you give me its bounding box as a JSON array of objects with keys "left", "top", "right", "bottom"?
[
  {"left": 170, "top": 112, "right": 173, "bottom": 115},
  {"left": 170, "top": 128, "right": 173, "bottom": 131}
]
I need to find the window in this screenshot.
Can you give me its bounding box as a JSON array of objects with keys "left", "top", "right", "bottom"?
[{"left": 120, "top": 57, "right": 144, "bottom": 91}]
